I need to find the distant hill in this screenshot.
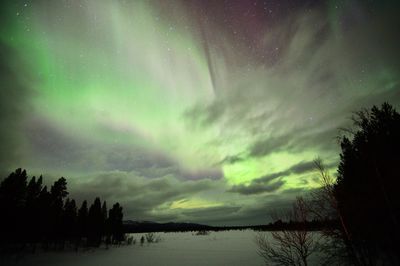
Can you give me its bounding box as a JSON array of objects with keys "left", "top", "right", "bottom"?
[
  {"left": 123, "top": 220, "right": 214, "bottom": 233},
  {"left": 122, "top": 219, "right": 338, "bottom": 233}
]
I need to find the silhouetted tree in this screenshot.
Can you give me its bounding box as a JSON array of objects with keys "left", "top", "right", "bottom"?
[
  {"left": 25, "top": 175, "right": 43, "bottom": 246},
  {"left": 49, "top": 177, "right": 69, "bottom": 246},
  {"left": 88, "top": 197, "right": 103, "bottom": 246},
  {"left": 63, "top": 198, "right": 77, "bottom": 245},
  {"left": 37, "top": 185, "right": 51, "bottom": 248},
  {"left": 334, "top": 103, "right": 400, "bottom": 265},
  {"left": 108, "top": 203, "right": 124, "bottom": 243},
  {"left": 101, "top": 201, "right": 109, "bottom": 244},
  {"left": 102, "top": 201, "right": 108, "bottom": 230},
  {"left": 77, "top": 200, "right": 88, "bottom": 245},
  {"left": 256, "top": 197, "right": 318, "bottom": 266},
  {"left": 0, "top": 168, "right": 28, "bottom": 244}
]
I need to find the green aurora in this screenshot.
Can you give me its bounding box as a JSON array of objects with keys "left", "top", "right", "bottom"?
[{"left": 1, "top": 0, "right": 399, "bottom": 225}]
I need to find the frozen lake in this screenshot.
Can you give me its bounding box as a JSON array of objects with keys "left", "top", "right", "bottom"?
[{"left": 2, "top": 230, "right": 322, "bottom": 266}]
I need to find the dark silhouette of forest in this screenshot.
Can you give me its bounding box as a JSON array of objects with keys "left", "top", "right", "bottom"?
[
  {"left": 0, "top": 169, "right": 124, "bottom": 251},
  {"left": 121, "top": 220, "right": 336, "bottom": 233},
  {"left": 334, "top": 102, "right": 400, "bottom": 265}
]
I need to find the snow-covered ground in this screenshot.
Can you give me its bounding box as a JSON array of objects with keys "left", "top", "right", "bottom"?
[
  {"left": 2, "top": 230, "right": 323, "bottom": 266},
  {"left": 2, "top": 230, "right": 263, "bottom": 266}
]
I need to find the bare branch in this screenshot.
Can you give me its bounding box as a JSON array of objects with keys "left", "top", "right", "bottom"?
[{"left": 255, "top": 197, "right": 317, "bottom": 266}]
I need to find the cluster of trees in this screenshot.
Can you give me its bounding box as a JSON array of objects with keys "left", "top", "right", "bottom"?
[
  {"left": 256, "top": 103, "right": 400, "bottom": 266},
  {"left": 334, "top": 102, "right": 400, "bottom": 265},
  {"left": 0, "top": 169, "right": 124, "bottom": 250}
]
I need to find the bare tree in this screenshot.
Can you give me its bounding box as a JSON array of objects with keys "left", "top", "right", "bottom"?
[
  {"left": 310, "top": 158, "right": 350, "bottom": 237},
  {"left": 256, "top": 197, "right": 318, "bottom": 266},
  {"left": 309, "top": 158, "right": 354, "bottom": 266}
]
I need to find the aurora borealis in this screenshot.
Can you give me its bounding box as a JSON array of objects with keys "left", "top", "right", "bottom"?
[{"left": 1, "top": 0, "right": 399, "bottom": 225}]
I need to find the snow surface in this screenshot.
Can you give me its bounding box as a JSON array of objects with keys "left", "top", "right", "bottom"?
[{"left": 1, "top": 230, "right": 321, "bottom": 266}]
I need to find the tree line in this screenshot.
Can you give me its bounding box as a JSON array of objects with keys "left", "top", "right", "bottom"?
[{"left": 0, "top": 169, "right": 124, "bottom": 251}]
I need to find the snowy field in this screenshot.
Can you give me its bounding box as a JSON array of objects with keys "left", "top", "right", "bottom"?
[{"left": 1, "top": 230, "right": 322, "bottom": 266}]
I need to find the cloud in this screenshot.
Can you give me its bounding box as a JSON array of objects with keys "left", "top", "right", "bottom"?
[
  {"left": 288, "top": 160, "right": 316, "bottom": 175},
  {"left": 184, "top": 101, "right": 226, "bottom": 128},
  {"left": 67, "top": 170, "right": 220, "bottom": 220},
  {"left": 179, "top": 205, "right": 241, "bottom": 221},
  {"left": 24, "top": 117, "right": 224, "bottom": 181},
  {"left": 216, "top": 154, "right": 245, "bottom": 165},
  {"left": 249, "top": 134, "right": 293, "bottom": 158},
  {"left": 229, "top": 180, "right": 285, "bottom": 195},
  {"left": 228, "top": 160, "right": 318, "bottom": 195},
  {"left": 63, "top": 168, "right": 307, "bottom": 225},
  {"left": 172, "top": 187, "right": 308, "bottom": 226},
  {"left": 179, "top": 168, "right": 224, "bottom": 180}
]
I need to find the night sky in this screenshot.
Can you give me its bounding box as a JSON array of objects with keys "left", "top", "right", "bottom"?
[{"left": 1, "top": 0, "right": 399, "bottom": 225}]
